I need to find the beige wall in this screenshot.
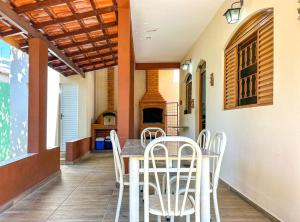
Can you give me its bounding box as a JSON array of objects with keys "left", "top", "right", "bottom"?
[
  {"left": 60, "top": 72, "right": 95, "bottom": 138},
  {"left": 94, "top": 67, "right": 119, "bottom": 118},
  {"left": 179, "top": 0, "right": 300, "bottom": 221},
  {"left": 159, "top": 70, "right": 180, "bottom": 103}
]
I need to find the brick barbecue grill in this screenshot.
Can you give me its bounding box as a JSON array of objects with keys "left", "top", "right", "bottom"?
[{"left": 139, "top": 70, "right": 166, "bottom": 133}]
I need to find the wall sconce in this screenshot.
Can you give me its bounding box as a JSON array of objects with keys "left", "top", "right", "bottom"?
[
  {"left": 210, "top": 73, "right": 214, "bottom": 86},
  {"left": 181, "top": 59, "right": 191, "bottom": 71},
  {"left": 224, "top": 0, "right": 244, "bottom": 24},
  {"left": 298, "top": 0, "right": 300, "bottom": 19}
]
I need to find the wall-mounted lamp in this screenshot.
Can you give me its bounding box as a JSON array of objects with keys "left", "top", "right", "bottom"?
[
  {"left": 181, "top": 59, "right": 191, "bottom": 71},
  {"left": 298, "top": 0, "right": 300, "bottom": 20},
  {"left": 224, "top": 0, "right": 244, "bottom": 24}
]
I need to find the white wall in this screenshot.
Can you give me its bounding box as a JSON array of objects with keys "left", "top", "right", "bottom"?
[{"left": 179, "top": 0, "right": 300, "bottom": 221}]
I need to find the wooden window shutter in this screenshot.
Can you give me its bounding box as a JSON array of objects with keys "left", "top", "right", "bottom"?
[
  {"left": 257, "top": 16, "right": 274, "bottom": 105},
  {"left": 224, "top": 47, "right": 238, "bottom": 109}
]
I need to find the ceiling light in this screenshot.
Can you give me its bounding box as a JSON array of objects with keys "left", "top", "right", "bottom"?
[
  {"left": 181, "top": 59, "right": 191, "bottom": 71},
  {"left": 224, "top": 0, "right": 244, "bottom": 24}
]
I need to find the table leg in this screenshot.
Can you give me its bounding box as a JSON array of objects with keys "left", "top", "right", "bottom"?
[
  {"left": 130, "top": 158, "right": 140, "bottom": 222},
  {"left": 201, "top": 157, "right": 210, "bottom": 222}
]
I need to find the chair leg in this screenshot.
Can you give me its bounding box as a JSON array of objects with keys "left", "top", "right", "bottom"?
[
  {"left": 115, "top": 185, "right": 124, "bottom": 222},
  {"left": 213, "top": 190, "right": 220, "bottom": 222},
  {"left": 170, "top": 216, "right": 174, "bottom": 222},
  {"left": 157, "top": 216, "right": 161, "bottom": 222},
  {"left": 186, "top": 215, "right": 190, "bottom": 222},
  {"left": 162, "top": 173, "right": 166, "bottom": 194},
  {"left": 140, "top": 161, "right": 144, "bottom": 193}
]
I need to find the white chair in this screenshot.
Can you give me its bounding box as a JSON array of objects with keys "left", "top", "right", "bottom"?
[
  {"left": 209, "top": 132, "right": 227, "bottom": 222},
  {"left": 196, "top": 129, "right": 211, "bottom": 150},
  {"left": 143, "top": 136, "right": 202, "bottom": 222},
  {"left": 140, "top": 127, "right": 166, "bottom": 148},
  {"left": 110, "top": 130, "right": 157, "bottom": 222},
  {"left": 141, "top": 127, "right": 167, "bottom": 192},
  {"left": 169, "top": 129, "right": 210, "bottom": 190},
  {"left": 110, "top": 130, "right": 128, "bottom": 222},
  {"left": 170, "top": 132, "right": 227, "bottom": 222}
]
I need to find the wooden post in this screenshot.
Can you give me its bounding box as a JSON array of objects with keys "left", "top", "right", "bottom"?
[{"left": 28, "top": 38, "right": 48, "bottom": 153}]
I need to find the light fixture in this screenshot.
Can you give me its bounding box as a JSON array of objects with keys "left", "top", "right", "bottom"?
[
  {"left": 224, "top": 0, "right": 244, "bottom": 24},
  {"left": 181, "top": 59, "right": 191, "bottom": 71},
  {"left": 298, "top": 0, "right": 300, "bottom": 20}
]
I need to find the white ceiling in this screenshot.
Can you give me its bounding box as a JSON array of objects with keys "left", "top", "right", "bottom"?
[{"left": 130, "top": 0, "right": 225, "bottom": 63}]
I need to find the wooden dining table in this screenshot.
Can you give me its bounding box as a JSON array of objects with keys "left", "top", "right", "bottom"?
[{"left": 121, "top": 139, "right": 218, "bottom": 222}]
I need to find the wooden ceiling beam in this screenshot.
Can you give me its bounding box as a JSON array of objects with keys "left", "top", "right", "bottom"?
[
  {"left": 48, "top": 21, "right": 117, "bottom": 41},
  {"left": 64, "top": 0, "right": 99, "bottom": 68},
  {"left": 60, "top": 69, "right": 74, "bottom": 74},
  {"left": 72, "top": 50, "right": 117, "bottom": 63},
  {"left": 0, "top": 1, "right": 84, "bottom": 77},
  {"left": 78, "top": 58, "right": 117, "bottom": 68},
  {"left": 112, "top": 0, "right": 118, "bottom": 20},
  {"left": 66, "top": 42, "right": 117, "bottom": 57},
  {"left": 34, "top": 6, "right": 114, "bottom": 29},
  {"left": 14, "top": 0, "right": 72, "bottom": 13},
  {"left": 0, "top": 28, "right": 22, "bottom": 37},
  {"left": 58, "top": 33, "right": 117, "bottom": 50},
  {"left": 53, "top": 63, "right": 68, "bottom": 69},
  {"left": 54, "top": 57, "right": 116, "bottom": 69},
  {"left": 48, "top": 50, "right": 118, "bottom": 64},
  {"left": 55, "top": 61, "right": 118, "bottom": 73},
  {"left": 112, "top": 0, "right": 118, "bottom": 10},
  {"left": 90, "top": 0, "right": 116, "bottom": 62},
  {"left": 83, "top": 62, "right": 117, "bottom": 72},
  {"left": 49, "top": 57, "right": 58, "bottom": 62},
  {"left": 135, "top": 62, "right": 181, "bottom": 70}
]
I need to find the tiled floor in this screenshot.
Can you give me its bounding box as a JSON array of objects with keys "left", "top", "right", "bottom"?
[{"left": 0, "top": 153, "right": 270, "bottom": 222}]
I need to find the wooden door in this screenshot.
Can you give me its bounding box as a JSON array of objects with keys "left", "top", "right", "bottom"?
[{"left": 199, "top": 63, "right": 206, "bottom": 133}]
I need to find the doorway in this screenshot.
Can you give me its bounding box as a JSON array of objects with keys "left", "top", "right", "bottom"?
[
  {"left": 198, "top": 61, "right": 206, "bottom": 133},
  {"left": 60, "top": 84, "right": 79, "bottom": 152}
]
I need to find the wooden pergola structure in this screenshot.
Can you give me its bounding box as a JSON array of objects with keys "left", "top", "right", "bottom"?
[{"left": 0, "top": 0, "right": 118, "bottom": 77}]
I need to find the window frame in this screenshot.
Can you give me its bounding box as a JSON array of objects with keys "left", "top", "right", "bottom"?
[
  {"left": 224, "top": 9, "right": 274, "bottom": 110},
  {"left": 237, "top": 34, "right": 258, "bottom": 106}
]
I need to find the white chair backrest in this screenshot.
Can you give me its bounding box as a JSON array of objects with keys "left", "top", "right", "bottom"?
[
  {"left": 110, "top": 130, "right": 125, "bottom": 184},
  {"left": 196, "top": 129, "right": 211, "bottom": 150},
  {"left": 210, "top": 132, "right": 227, "bottom": 189},
  {"left": 140, "top": 127, "right": 166, "bottom": 148},
  {"left": 144, "top": 136, "right": 202, "bottom": 217}
]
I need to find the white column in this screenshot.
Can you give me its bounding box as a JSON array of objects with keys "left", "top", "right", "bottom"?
[
  {"left": 201, "top": 157, "right": 210, "bottom": 222},
  {"left": 130, "top": 158, "right": 140, "bottom": 222}
]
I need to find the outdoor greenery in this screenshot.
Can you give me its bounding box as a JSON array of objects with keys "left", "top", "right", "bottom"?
[
  {"left": 0, "top": 82, "right": 10, "bottom": 161},
  {"left": 0, "top": 40, "right": 28, "bottom": 162}
]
